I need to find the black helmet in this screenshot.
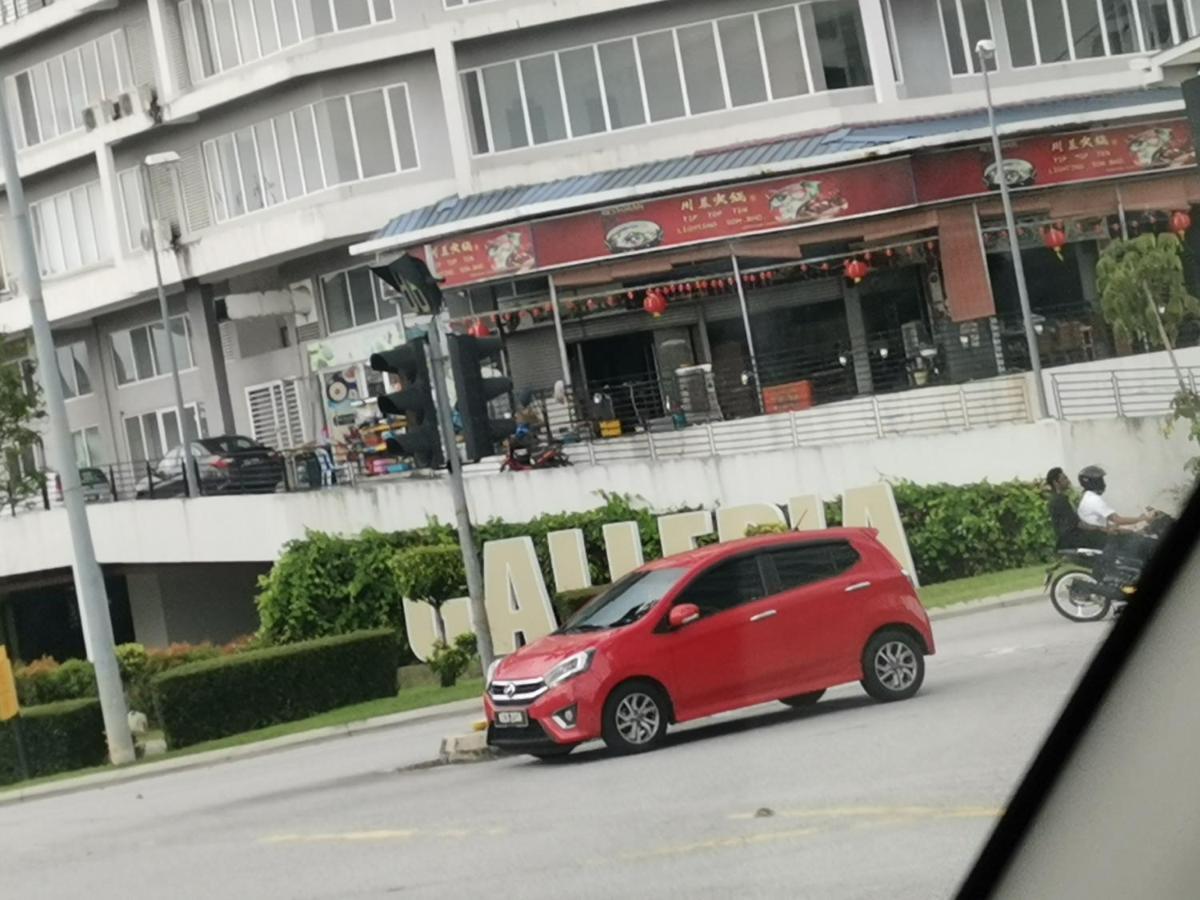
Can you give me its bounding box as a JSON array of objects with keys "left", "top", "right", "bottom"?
[{"left": 1078, "top": 465, "right": 1107, "bottom": 494}]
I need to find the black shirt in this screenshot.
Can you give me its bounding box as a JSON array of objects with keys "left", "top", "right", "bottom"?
[{"left": 1048, "top": 493, "right": 1081, "bottom": 548}]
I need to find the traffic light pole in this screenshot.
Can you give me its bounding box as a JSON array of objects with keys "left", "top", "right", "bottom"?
[{"left": 425, "top": 323, "right": 495, "bottom": 670}]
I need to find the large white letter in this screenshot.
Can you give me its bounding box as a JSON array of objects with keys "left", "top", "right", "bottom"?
[
  {"left": 483, "top": 537, "right": 558, "bottom": 654},
  {"left": 602, "top": 521, "right": 644, "bottom": 582},
  {"left": 786, "top": 495, "right": 828, "bottom": 532},
  {"left": 548, "top": 529, "right": 591, "bottom": 593},
  {"left": 402, "top": 596, "right": 473, "bottom": 662},
  {"left": 842, "top": 483, "right": 918, "bottom": 584},
  {"left": 716, "top": 503, "right": 787, "bottom": 542},
  {"left": 658, "top": 510, "right": 714, "bottom": 557}
]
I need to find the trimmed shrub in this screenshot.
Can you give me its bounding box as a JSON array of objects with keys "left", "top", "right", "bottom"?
[
  {"left": 14, "top": 657, "right": 98, "bottom": 706},
  {"left": 151, "top": 629, "right": 400, "bottom": 749},
  {"left": 0, "top": 699, "right": 107, "bottom": 786}
]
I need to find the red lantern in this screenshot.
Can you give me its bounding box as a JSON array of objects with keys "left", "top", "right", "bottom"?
[
  {"left": 845, "top": 259, "right": 870, "bottom": 284},
  {"left": 820, "top": 262, "right": 831, "bottom": 273},
  {"left": 643, "top": 290, "right": 668, "bottom": 318},
  {"left": 764, "top": 270, "right": 775, "bottom": 282},
  {"left": 1172, "top": 210, "right": 1192, "bottom": 236},
  {"left": 1043, "top": 225, "right": 1068, "bottom": 261},
  {"left": 468, "top": 318, "right": 490, "bottom": 338}
]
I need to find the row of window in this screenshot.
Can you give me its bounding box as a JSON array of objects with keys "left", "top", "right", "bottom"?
[
  {"left": 28, "top": 170, "right": 148, "bottom": 277},
  {"left": 9, "top": 30, "right": 134, "bottom": 149},
  {"left": 111, "top": 316, "right": 195, "bottom": 386},
  {"left": 179, "top": 0, "right": 394, "bottom": 83},
  {"left": 462, "top": 1, "right": 871, "bottom": 154},
  {"left": 937, "top": 0, "right": 1193, "bottom": 74},
  {"left": 203, "top": 83, "right": 418, "bottom": 224},
  {"left": 124, "top": 403, "right": 206, "bottom": 463}
]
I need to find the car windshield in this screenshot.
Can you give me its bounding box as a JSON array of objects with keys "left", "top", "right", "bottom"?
[{"left": 560, "top": 567, "right": 688, "bottom": 632}]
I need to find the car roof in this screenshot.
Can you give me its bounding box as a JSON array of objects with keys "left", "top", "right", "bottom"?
[{"left": 641, "top": 528, "right": 880, "bottom": 570}]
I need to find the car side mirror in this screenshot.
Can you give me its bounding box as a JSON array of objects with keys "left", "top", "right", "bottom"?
[{"left": 669, "top": 603, "right": 701, "bottom": 629}]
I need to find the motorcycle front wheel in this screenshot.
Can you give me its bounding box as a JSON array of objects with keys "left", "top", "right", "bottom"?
[{"left": 1049, "top": 570, "right": 1111, "bottom": 623}]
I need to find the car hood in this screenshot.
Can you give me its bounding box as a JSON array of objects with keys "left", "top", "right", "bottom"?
[{"left": 494, "top": 630, "right": 615, "bottom": 680}]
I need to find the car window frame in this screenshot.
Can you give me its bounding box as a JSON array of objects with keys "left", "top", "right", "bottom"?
[{"left": 661, "top": 551, "right": 772, "bottom": 624}]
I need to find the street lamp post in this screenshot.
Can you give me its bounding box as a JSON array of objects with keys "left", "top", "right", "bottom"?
[
  {"left": 0, "top": 87, "right": 135, "bottom": 764},
  {"left": 976, "top": 39, "right": 1050, "bottom": 420},
  {"left": 141, "top": 152, "right": 200, "bottom": 497}
]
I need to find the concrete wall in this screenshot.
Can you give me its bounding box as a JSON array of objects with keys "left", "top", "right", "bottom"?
[
  {"left": 126, "top": 563, "right": 267, "bottom": 647},
  {"left": 0, "top": 413, "right": 1192, "bottom": 581}
]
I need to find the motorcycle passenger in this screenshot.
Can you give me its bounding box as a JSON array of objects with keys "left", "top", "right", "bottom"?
[{"left": 1046, "top": 467, "right": 1105, "bottom": 550}]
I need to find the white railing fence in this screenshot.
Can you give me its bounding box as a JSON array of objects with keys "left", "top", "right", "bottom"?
[{"left": 1050, "top": 367, "right": 1200, "bottom": 421}]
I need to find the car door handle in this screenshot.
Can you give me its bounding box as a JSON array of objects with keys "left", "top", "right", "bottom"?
[
  {"left": 845, "top": 581, "right": 872, "bottom": 593},
  {"left": 750, "top": 610, "right": 778, "bottom": 622}
]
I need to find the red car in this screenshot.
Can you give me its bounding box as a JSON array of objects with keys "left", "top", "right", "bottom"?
[{"left": 485, "top": 529, "right": 934, "bottom": 758}]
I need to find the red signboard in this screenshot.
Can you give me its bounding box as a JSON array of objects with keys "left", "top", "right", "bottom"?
[
  {"left": 913, "top": 119, "right": 1197, "bottom": 204},
  {"left": 429, "top": 225, "right": 536, "bottom": 287},
  {"left": 532, "top": 158, "right": 918, "bottom": 268}
]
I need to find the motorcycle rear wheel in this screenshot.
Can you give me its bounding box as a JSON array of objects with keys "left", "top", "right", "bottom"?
[{"left": 1049, "top": 570, "right": 1111, "bottom": 623}]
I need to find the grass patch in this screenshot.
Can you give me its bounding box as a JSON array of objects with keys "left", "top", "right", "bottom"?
[
  {"left": 0, "top": 679, "right": 483, "bottom": 795},
  {"left": 920, "top": 565, "right": 1047, "bottom": 610}
]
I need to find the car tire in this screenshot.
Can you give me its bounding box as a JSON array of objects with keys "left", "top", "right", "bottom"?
[
  {"left": 602, "top": 680, "right": 670, "bottom": 755},
  {"left": 861, "top": 630, "right": 925, "bottom": 703},
  {"left": 780, "top": 690, "right": 826, "bottom": 709}
]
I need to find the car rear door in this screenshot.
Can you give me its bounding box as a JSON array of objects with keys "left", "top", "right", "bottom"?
[
  {"left": 657, "top": 553, "right": 778, "bottom": 719},
  {"left": 755, "top": 540, "right": 869, "bottom": 695}
]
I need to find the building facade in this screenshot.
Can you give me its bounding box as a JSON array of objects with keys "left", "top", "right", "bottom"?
[{"left": 2, "top": 0, "right": 1200, "bottom": 473}]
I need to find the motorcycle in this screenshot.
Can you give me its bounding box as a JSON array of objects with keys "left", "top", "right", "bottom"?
[
  {"left": 500, "top": 439, "right": 572, "bottom": 472},
  {"left": 1045, "top": 511, "right": 1174, "bottom": 623}
]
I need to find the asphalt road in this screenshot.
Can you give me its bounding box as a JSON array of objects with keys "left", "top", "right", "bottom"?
[{"left": 0, "top": 602, "right": 1108, "bottom": 900}]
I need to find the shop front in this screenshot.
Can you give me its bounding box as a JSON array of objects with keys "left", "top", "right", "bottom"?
[{"left": 364, "top": 114, "right": 1200, "bottom": 440}]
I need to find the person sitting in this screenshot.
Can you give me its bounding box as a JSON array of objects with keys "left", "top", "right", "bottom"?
[
  {"left": 1077, "top": 465, "right": 1157, "bottom": 566},
  {"left": 1045, "top": 467, "right": 1105, "bottom": 550}
]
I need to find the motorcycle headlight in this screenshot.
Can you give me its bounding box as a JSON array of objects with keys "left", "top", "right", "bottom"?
[
  {"left": 544, "top": 650, "right": 595, "bottom": 688},
  {"left": 486, "top": 658, "right": 503, "bottom": 686}
]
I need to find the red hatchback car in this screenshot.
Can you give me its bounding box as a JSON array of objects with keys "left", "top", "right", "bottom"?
[{"left": 485, "top": 528, "right": 935, "bottom": 758}]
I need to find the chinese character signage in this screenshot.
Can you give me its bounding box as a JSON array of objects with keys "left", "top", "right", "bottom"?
[
  {"left": 429, "top": 225, "right": 536, "bottom": 286},
  {"left": 534, "top": 158, "right": 917, "bottom": 267},
  {"left": 913, "top": 119, "right": 1196, "bottom": 203}
]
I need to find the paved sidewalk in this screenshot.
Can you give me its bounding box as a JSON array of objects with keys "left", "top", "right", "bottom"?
[{"left": 1, "top": 590, "right": 1043, "bottom": 806}]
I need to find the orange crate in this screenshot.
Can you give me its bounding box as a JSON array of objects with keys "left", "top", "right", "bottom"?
[{"left": 762, "top": 380, "right": 814, "bottom": 414}]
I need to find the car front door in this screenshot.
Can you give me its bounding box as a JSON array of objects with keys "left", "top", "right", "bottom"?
[
  {"left": 657, "top": 553, "right": 779, "bottom": 719},
  {"left": 754, "top": 541, "right": 870, "bottom": 695}
]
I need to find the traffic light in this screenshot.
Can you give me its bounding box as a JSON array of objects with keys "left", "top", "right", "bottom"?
[
  {"left": 447, "top": 334, "right": 515, "bottom": 461},
  {"left": 369, "top": 337, "right": 444, "bottom": 469}
]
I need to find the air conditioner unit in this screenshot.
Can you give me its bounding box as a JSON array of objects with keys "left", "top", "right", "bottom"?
[
  {"left": 81, "top": 106, "right": 100, "bottom": 131},
  {"left": 117, "top": 92, "right": 135, "bottom": 118},
  {"left": 100, "top": 100, "right": 120, "bottom": 123},
  {"left": 137, "top": 84, "right": 160, "bottom": 120}
]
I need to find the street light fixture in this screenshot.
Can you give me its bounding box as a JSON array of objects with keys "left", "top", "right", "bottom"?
[
  {"left": 976, "top": 39, "right": 1050, "bottom": 419},
  {"left": 140, "top": 151, "right": 200, "bottom": 497}
]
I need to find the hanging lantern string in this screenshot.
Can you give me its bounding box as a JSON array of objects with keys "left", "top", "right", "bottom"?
[{"left": 445, "top": 235, "right": 941, "bottom": 328}]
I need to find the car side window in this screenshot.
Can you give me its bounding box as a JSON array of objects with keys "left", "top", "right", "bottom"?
[
  {"left": 674, "top": 556, "right": 767, "bottom": 618},
  {"left": 765, "top": 542, "right": 861, "bottom": 593}
]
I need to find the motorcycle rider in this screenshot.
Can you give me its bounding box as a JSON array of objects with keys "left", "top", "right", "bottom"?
[
  {"left": 1045, "top": 467, "right": 1106, "bottom": 550},
  {"left": 1077, "top": 465, "right": 1158, "bottom": 568}
]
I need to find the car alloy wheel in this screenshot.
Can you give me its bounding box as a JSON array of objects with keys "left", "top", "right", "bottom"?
[
  {"left": 603, "top": 681, "right": 669, "bottom": 754},
  {"left": 861, "top": 630, "right": 925, "bottom": 702},
  {"left": 874, "top": 641, "right": 918, "bottom": 692},
  {"left": 615, "top": 692, "right": 660, "bottom": 745}
]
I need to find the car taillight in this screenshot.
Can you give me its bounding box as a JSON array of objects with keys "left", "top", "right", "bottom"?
[{"left": 212, "top": 458, "right": 231, "bottom": 469}]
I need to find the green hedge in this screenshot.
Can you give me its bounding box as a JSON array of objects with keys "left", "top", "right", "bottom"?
[
  {"left": 0, "top": 699, "right": 107, "bottom": 786},
  {"left": 151, "top": 629, "right": 400, "bottom": 749},
  {"left": 14, "top": 658, "right": 98, "bottom": 706}
]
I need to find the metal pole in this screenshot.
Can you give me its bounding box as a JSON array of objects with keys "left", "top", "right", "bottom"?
[
  {"left": 730, "top": 253, "right": 763, "bottom": 408},
  {"left": 978, "top": 43, "right": 1050, "bottom": 420},
  {"left": 140, "top": 164, "right": 199, "bottom": 497},
  {"left": 0, "top": 89, "right": 135, "bottom": 765},
  {"left": 425, "top": 322, "right": 495, "bottom": 670},
  {"left": 548, "top": 275, "right": 572, "bottom": 388}
]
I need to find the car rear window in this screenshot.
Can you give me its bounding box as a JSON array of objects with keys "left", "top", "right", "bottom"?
[
  {"left": 765, "top": 541, "right": 860, "bottom": 591},
  {"left": 199, "top": 437, "right": 260, "bottom": 453},
  {"left": 79, "top": 469, "right": 106, "bottom": 486}
]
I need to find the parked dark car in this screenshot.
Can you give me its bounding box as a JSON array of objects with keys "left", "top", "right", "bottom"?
[{"left": 135, "top": 436, "right": 284, "bottom": 498}]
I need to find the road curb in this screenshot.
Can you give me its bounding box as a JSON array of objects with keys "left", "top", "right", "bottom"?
[
  {"left": 439, "top": 730, "right": 498, "bottom": 764},
  {"left": 0, "top": 697, "right": 483, "bottom": 807},
  {"left": 927, "top": 589, "right": 1043, "bottom": 621}
]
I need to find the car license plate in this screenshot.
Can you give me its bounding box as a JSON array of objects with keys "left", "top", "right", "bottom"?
[{"left": 495, "top": 710, "right": 528, "bottom": 728}]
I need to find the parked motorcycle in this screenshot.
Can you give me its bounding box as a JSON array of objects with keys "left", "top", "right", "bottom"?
[
  {"left": 500, "top": 440, "right": 572, "bottom": 472},
  {"left": 1046, "top": 511, "right": 1175, "bottom": 623}
]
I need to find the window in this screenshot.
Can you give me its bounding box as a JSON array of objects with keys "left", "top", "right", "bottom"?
[
  {"left": 676, "top": 555, "right": 767, "bottom": 617},
  {"left": 28, "top": 182, "right": 109, "bottom": 276},
  {"left": 939, "top": 0, "right": 995, "bottom": 74},
  {"left": 179, "top": 0, "right": 394, "bottom": 82},
  {"left": 765, "top": 542, "right": 861, "bottom": 591},
  {"left": 124, "top": 403, "right": 206, "bottom": 461},
  {"left": 563, "top": 568, "right": 689, "bottom": 631},
  {"left": 462, "top": 4, "right": 828, "bottom": 154},
  {"left": 321, "top": 266, "right": 389, "bottom": 333},
  {"left": 8, "top": 31, "right": 133, "bottom": 148},
  {"left": 246, "top": 380, "right": 304, "bottom": 449},
  {"left": 111, "top": 316, "right": 195, "bottom": 386},
  {"left": 203, "top": 84, "right": 418, "bottom": 223},
  {"left": 1002, "top": 0, "right": 1191, "bottom": 66},
  {"left": 72, "top": 426, "right": 104, "bottom": 467},
  {"left": 117, "top": 168, "right": 148, "bottom": 254},
  {"left": 56, "top": 341, "right": 91, "bottom": 399}
]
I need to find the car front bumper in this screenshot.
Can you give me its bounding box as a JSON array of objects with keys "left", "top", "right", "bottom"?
[{"left": 483, "top": 675, "right": 603, "bottom": 750}]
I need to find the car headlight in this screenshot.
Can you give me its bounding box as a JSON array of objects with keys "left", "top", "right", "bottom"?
[
  {"left": 544, "top": 649, "right": 595, "bottom": 688},
  {"left": 486, "top": 658, "right": 503, "bottom": 686}
]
